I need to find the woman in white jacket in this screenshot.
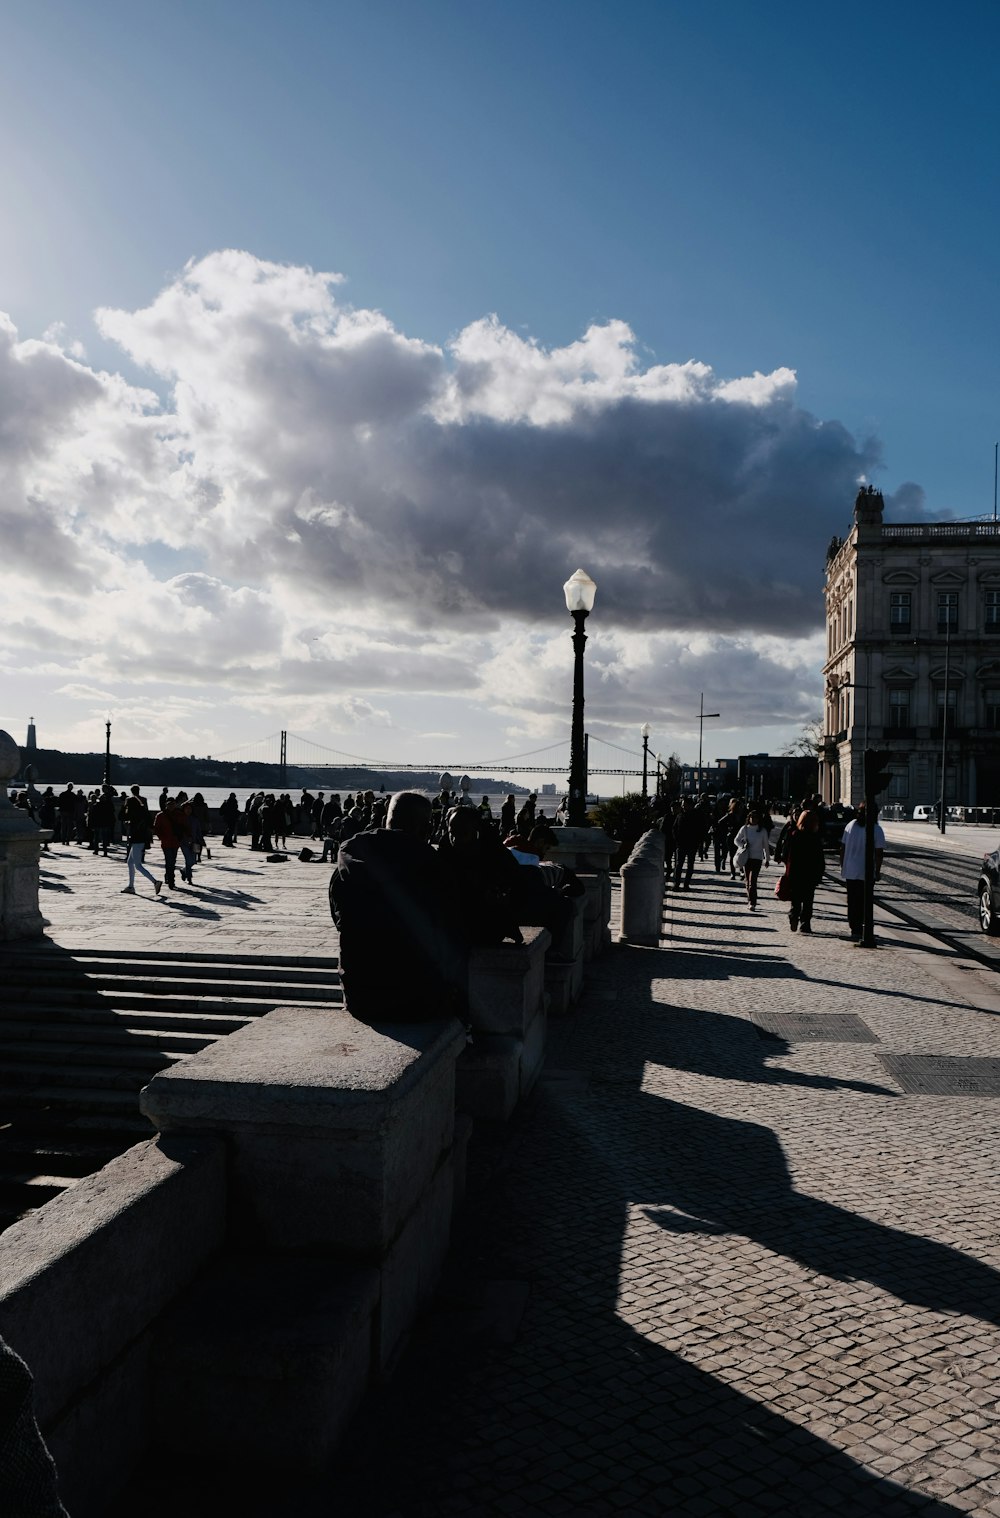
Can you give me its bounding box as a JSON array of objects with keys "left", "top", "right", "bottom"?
[{"left": 732, "top": 807, "right": 771, "bottom": 911}]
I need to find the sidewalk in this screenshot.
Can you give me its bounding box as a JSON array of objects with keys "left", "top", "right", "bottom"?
[{"left": 329, "top": 864, "right": 1000, "bottom": 1516}]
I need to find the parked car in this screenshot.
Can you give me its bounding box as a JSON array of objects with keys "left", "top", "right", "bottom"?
[
  {"left": 819, "top": 802, "right": 855, "bottom": 851},
  {"left": 912, "top": 803, "right": 939, "bottom": 822},
  {"left": 978, "top": 849, "right": 1000, "bottom": 934}
]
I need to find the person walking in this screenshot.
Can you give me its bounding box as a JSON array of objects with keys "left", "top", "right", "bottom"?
[
  {"left": 121, "top": 787, "right": 161, "bottom": 896},
  {"left": 732, "top": 807, "right": 771, "bottom": 911},
  {"left": 220, "top": 792, "right": 240, "bottom": 847},
  {"left": 840, "top": 802, "right": 885, "bottom": 942},
  {"left": 671, "top": 797, "right": 704, "bottom": 891},
  {"left": 782, "top": 809, "right": 825, "bottom": 932},
  {"left": 153, "top": 798, "right": 181, "bottom": 889},
  {"left": 177, "top": 802, "right": 197, "bottom": 882}
]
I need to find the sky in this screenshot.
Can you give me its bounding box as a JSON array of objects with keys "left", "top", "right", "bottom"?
[{"left": 2, "top": 0, "right": 998, "bottom": 782}]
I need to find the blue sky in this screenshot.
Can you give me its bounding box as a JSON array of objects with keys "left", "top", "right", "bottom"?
[{"left": 2, "top": 0, "right": 998, "bottom": 769}]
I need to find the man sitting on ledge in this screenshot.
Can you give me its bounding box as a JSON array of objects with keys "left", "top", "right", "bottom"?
[{"left": 329, "top": 790, "right": 468, "bottom": 1024}]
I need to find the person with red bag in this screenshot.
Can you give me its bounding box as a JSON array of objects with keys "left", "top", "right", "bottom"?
[{"left": 781, "top": 808, "right": 826, "bottom": 933}]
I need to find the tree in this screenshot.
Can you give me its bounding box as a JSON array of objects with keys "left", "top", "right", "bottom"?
[
  {"left": 782, "top": 716, "right": 823, "bottom": 758},
  {"left": 588, "top": 792, "right": 655, "bottom": 864},
  {"left": 659, "top": 752, "right": 682, "bottom": 798}
]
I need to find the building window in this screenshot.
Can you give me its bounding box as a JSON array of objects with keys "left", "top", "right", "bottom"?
[
  {"left": 985, "top": 590, "right": 1000, "bottom": 633},
  {"left": 985, "top": 690, "right": 1000, "bottom": 731},
  {"left": 888, "top": 766, "right": 909, "bottom": 800},
  {"left": 889, "top": 591, "right": 911, "bottom": 633},
  {"left": 937, "top": 591, "right": 958, "bottom": 632},
  {"left": 888, "top": 688, "right": 910, "bottom": 729},
  {"left": 935, "top": 686, "right": 959, "bottom": 729}
]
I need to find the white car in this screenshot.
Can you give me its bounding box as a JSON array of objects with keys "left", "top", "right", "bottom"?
[{"left": 912, "top": 803, "right": 939, "bottom": 822}]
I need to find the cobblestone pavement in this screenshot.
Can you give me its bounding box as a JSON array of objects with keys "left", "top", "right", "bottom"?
[{"left": 331, "top": 863, "right": 1000, "bottom": 1517}]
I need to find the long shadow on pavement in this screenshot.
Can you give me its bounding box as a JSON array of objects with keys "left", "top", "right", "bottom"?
[{"left": 329, "top": 937, "right": 996, "bottom": 1516}]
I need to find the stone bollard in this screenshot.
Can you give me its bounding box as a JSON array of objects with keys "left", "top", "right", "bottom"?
[
  {"left": 0, "top": 730, "right": 49, "bottom": 940},
  {"left": 459, "top": 928, "right": 551, "bottom": 1122},
  {"left": 544, "top": 825, "right": 616, "bottom": 959},
  {"left": 545, "top": 894, "right": 586, "bottom": 1015},
  {"left": 619, "top": 828, "right": 666, "bottom": 944}
]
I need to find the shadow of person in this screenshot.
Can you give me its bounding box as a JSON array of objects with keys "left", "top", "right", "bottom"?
[{"left": 326, "top": 938, "right": 992, "bottom": 1516}]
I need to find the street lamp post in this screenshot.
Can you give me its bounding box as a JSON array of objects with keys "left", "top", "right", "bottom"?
[
  {"left": 641, "top": 723, "right": 651, "bottom": 800},
  {"left": 563, "top": 569, "right": 597, "bottom": 827},
  {"left": 655, "top": 751, "right": 663, "bottom": 801},
  {"left": 697, "top": 694, "right": 720, "bottom": 779},
  {"left": 939, "top": 619, "right": 951, "bottom": 836},
  {"left": 103, "top": 718, "right": 112, "bottom": 788}
]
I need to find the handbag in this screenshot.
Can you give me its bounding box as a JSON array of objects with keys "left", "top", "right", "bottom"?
[
  {"left": 774, "top": 865, "right": 792, "bottom": 901},
  {"left": 733, "top": 844, "right": 749, "bottom": 873}
]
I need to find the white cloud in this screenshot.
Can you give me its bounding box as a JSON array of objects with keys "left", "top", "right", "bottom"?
[{"left": 0, "top": 249, "right": 905, "bottom": 755}]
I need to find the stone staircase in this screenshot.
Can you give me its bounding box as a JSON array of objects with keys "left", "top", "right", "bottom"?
[{"left": 0, "top": 944, "right": 342, "bottom": 1234}]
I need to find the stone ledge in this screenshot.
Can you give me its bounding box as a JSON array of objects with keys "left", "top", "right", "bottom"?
[
  {"left": 468, "top": 927, "right": 550, "bottom": 1036},
  {"left": 152, "top": 1254, "right": 380, "bottom": 1474},
  {"left": 141, "top": 1006, "right": 466, "bottom": 1257},
  {"left": 0, "top": 1134, "right": 225, "bottom": 1429},
  {"left": 141, "top": 1005, "right": 465, "bottom": 1129}
]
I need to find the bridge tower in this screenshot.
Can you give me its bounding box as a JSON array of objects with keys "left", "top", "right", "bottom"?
[{"left": 279, "top": 730, "right": 287, "bottom": 789}]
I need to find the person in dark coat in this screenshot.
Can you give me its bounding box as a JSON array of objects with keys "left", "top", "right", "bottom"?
[
  {"left": 438, "top": 806, "right": 525, "bottom": 945},
  {"left": 671, "top": 798, "right": 704, "bottom": 890},
  {"left": 220, "top": 792, "right": 240, "bottom": 847},
  {"left": 329, "top": 791, "right": 467, "bottom": 1024},
  {"left": 88, "top": 785, "right": 116, "bottom": 855},
  {"left": 783, "top": 809, "right": 826, "bottom": 933}
]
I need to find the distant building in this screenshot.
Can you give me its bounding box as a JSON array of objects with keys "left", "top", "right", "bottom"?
[
  {"left": 25, "top": 717, "right": 36, "bottom": 755},
  {"left": 738, "top": 753, "right": 817, "bottom": 803},
  {"left": 822, "top": 486, "right": 1000, "bottom": 807},
  {"left": 679, "top": 759, "right": 738, "bottom": 794}
]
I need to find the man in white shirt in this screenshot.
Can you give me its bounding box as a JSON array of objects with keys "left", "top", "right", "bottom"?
[{"left": 840, "top": 802, "right": 885, "bottom": 942}]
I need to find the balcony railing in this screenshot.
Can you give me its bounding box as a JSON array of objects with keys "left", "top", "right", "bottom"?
[{"left": 883, "top": 522, "right": 1000, "bottom": 539}]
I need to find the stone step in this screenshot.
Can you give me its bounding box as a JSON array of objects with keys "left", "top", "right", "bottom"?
[
  {"left": 0, "top": 1003, "right": 250, "bottom": 1036},
  {"left": 0, "top": 1060, "right": 170, "bottom": 1092},
  {"left": 1, "top": 987, "right": 333, "bottom": 1017},
  {"left": 0, "top": 1041, "right": 182, "bottom": 1073},
  {"left": 1, "top": 947, "right": 340, "bottom": 970},
  {"left": 0, "top": 1133, "right": 129, "bottom": 1174},
  {"left": 0, "top": 958, "right": 341, "bottom": 987},
  {"left": 0, "top": 1175, "right": 78, "bottom": 1207},
  {"left": 0, "top": 1084, "right": 149, "bottom": 1116},
  {"left": 0, "top": 1020, "right": 214, "bottom": 1053},
  {"left": 62, "top": 1112, "right": 154, "bottom": 1135},
  {"left": 3, "top": 974, "right": 340, "bottom": 1004}
]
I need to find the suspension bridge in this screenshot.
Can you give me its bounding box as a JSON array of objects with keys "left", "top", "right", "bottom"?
[{"left": 210, "top": 731, "right": 651, "bottom": 785}]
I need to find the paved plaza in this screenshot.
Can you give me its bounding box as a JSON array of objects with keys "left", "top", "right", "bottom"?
[
  {"left": 332, "top": 844, "right": 1000, "bottom": 1517},
  {"left": 36, "top": 826, "right": 1000, "bottom": 1515}
]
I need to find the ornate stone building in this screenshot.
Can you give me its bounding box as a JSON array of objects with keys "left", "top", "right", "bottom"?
[{"left": 821, "top": 487, "right": 1000, "bottom": 808}]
